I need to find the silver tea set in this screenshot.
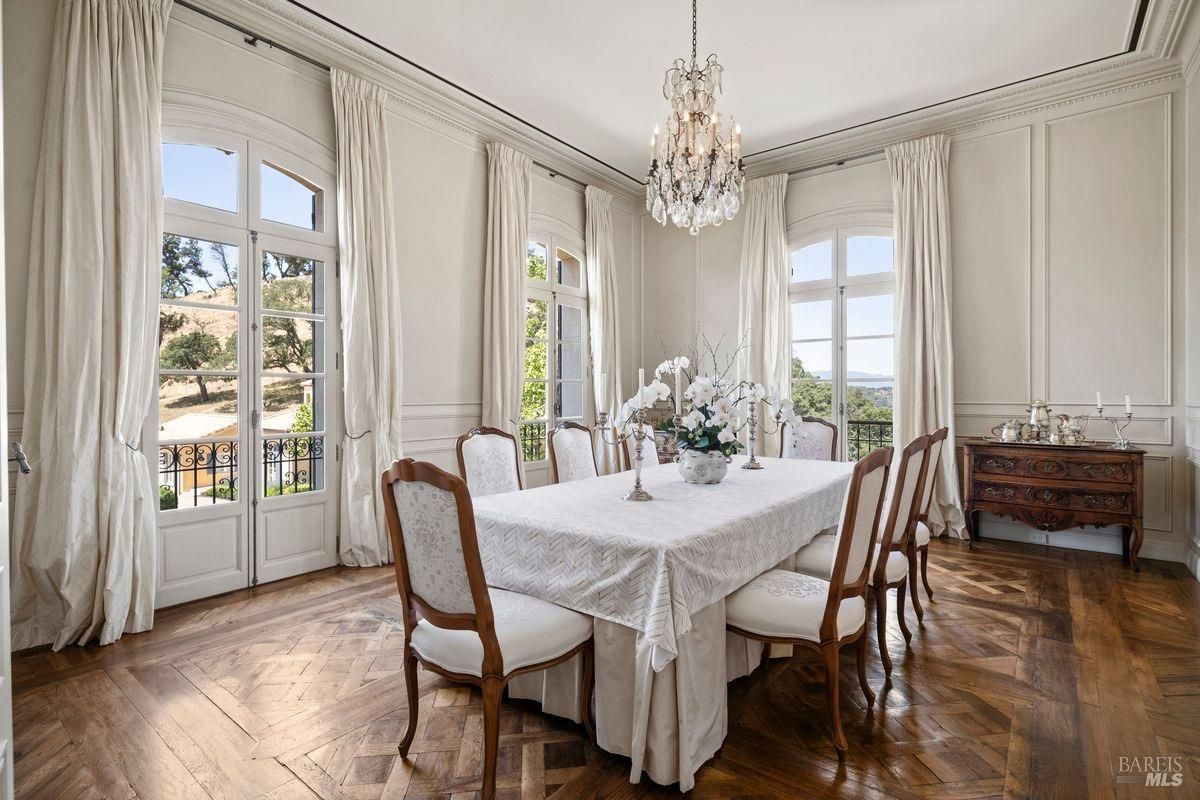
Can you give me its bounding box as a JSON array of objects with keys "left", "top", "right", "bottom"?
[{"left": 990, "top": 401, "right": 1091, "bottom": 446}]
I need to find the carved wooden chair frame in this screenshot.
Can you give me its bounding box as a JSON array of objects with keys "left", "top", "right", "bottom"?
[
  {"left": 455, "top": 425, "right": 524, "bottom": 492},
  {"left": 779, "top": 416, "right": 839, "bottom": 461},
  {"left": 908, "top": 426, "right": 949, "bottom": 621},
  {"left": 381, "top": 458, "right": 593, "bottom": 800},
  {"left": 547, "top": 420, "right": 597, "bottom": 484},
  {"left": 726, "top": 445, "right": 892, "bottom": 758}
]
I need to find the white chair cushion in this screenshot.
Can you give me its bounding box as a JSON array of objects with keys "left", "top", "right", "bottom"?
[
  {"left": 410, "top": 588, "right": 592, "bottom": 677},
  {"left": 793, "top": 533, "right": 908, "bottom": 585},
  {"left": 914, "top": 520, "right": 931, "bottom": 547},
  {"left": 726, "top": 568, "right": 866, "bottom": 642}
]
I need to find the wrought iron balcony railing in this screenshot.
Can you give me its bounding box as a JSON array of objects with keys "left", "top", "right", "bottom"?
[
  {"left": 159, "top": 435, "right": 324, "bottom": 510},
  {"left": 847, "top": 419, "right": 893, "bottom": 461}
]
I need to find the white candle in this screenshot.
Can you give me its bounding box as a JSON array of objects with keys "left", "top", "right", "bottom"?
[
  {"left": 1096, "top": 391, "right": 1102, "bottom": 410},
  {"left": 638, "top": 368, "right": 645, "bottom": 408},
  {"left": 674, "top": 367, "right": 683, "bottom": 415},
  {"left": 1125, "top": 394, "right": 1132, "bottom": 414}
]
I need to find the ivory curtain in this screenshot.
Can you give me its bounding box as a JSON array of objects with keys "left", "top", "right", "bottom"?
[
  {"left": 887, "top": 133, "right": 966, "bottom": 538},
  {"left": 332, "top": 69, "right": 405, "bottom": 566},
  {"left": 11, "top": 0, "right": 172, "bottom": 650},
  {"left": 736, "top": 174, "right": 790, "bottom": 455},
  {"left": 585, "top": 186, "right": 624, "bottom": 474},
  {"left": 482, "top": 142, "right": 532, "bottom": 435}
]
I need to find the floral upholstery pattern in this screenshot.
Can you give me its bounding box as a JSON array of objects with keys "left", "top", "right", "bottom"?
[
  {"left": 393, "top": 481, "right": 475, "bottom": 614},
  {"left": 461, "top": 433, "right": 521, "bottom": 497},
  {"left": 552, "top": 426, "right": 597, "bottom": 482},
  {"left": 783, "top": 420, "right": 836, "bottom": 461}
]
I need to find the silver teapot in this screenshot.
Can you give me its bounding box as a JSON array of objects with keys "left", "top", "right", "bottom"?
[{"left": 991, "top": 419, "right": 1027, "bottom": 442}]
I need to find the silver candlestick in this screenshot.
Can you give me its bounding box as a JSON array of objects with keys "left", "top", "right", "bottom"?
[
  {"left": 1094, "top": 406, "right": 1134, "bottom": 450},
  {"left": 597, "top": 408, "right": 654, "bottom": 501},
  {"left": 735, "top": 396, "right": 785, "bottom": 470}
]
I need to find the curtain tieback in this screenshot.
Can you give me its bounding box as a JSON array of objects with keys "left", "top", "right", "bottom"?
[
  {"left": 345, "top": 429, "right": 374, "bottom": 441},
  {"left": 116, "top": 435, "right": 140, "bottom": 452}
]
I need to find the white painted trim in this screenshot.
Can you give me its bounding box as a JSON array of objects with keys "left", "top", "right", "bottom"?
[{"left": 976, "top": 515, "right": 1189, "bottom": 564}]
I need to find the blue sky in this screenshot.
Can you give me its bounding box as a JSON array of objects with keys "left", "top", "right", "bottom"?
[{"left": 163, "top": 143, "right": 316, "bottom": 229}]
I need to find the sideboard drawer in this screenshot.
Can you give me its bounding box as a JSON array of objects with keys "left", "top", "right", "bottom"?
[
  {"left": 972, "top": 451, "right": 1135, "bottom": 485},
  {"left": 972, "top": 479, "right": 1134, "bottom": 514}
]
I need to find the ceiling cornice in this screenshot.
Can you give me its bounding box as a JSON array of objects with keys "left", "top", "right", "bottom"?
[{"left": 181, "top": 0, "right": 645, "bottom": 205}]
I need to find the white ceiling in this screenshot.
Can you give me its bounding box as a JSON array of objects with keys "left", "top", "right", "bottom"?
[{"left": 299, "top": 0, "right": 1141, "bottom": 179}]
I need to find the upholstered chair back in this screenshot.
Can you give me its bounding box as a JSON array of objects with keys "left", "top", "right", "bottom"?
[
  {"left": 781, "top": 417, "right": 838, "bottom": 461},
  {"left": 457, "top": 427, "right": 522, "bottom": 497},
  {"left": 917, "top": 427, "right": 948, "bottom": 518},
  {"left": 381, "top": 459, "right": 492, "bottom": 624},
  {"left": 881, "top": 435, "right": 930, "bottom": 552},
  {"left": 830, "top": 447, "right": 892, "bottom": 592},
  {"left": 549, "top": 422, "right": 598, "bottom": 483}
]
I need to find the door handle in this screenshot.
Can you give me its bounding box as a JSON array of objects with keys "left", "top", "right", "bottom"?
[{"left": 9, "top": 441, "right": 31, "bottom": 474}]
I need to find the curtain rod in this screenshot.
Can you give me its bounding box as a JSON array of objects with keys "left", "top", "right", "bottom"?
[
  {"left": 784, "top": 148, "right": 885, "bottom": 178},
  {"left": 176, "top": 0, "right": 611, "bottom": 192}
]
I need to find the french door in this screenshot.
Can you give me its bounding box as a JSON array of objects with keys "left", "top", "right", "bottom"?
[{"left": 153, "top": 132, "right": 340, "bottom": 606}]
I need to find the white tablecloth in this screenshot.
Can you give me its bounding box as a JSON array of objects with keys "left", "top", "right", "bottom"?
[{"left": 472, "top": 456, "right": 854, "bottom": 789}]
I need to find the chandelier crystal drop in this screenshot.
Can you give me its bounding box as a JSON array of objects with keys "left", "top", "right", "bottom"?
[{"left": 646, "top": 0, "right": 745, "bottom": 236}]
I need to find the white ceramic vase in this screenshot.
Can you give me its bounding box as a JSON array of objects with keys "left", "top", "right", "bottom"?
[{"left": 677, "top": 449, "right": 729, "bottom": 485}]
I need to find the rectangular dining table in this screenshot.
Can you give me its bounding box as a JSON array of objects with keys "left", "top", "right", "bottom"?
[{"left": 470, "top": 455, "right": 854, "bottom": 790}]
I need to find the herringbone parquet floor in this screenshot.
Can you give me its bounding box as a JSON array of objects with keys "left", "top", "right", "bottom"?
[{"left": 12, "top": 538, "right": 1200, "bottom": 799}]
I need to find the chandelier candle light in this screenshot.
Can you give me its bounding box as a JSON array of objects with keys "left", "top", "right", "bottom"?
[{"left": 646, "top": 0, "right": 746, "bottom": 235}]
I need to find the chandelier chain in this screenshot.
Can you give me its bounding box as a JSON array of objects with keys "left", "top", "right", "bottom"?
[{"left": 691, "top": 0, "right": 697, "bottom": 62}]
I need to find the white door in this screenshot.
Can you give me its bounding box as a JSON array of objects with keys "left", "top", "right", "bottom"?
[{"left": 154, "top": 132, "right": 340, "bottom": 606}]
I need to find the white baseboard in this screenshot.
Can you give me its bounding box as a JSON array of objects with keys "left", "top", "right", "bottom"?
[{"left": 976, "top": 516, "right": 1189, "bottom": 565}]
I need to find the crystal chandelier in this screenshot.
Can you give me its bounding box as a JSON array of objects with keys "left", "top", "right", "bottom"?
[{"left": 646, "top": 0, "right": 745, "bottom": 236}]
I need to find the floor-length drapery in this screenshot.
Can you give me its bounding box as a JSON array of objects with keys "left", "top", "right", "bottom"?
[
  {"left": 482, "top": 143, "right": 532, "bottom": 438},
  {"left": 887, "top": 133, "right": 966, "bottom": 538},
  {"left": 331, "top": 69, "right": 404, "bottom": 566},
  {"left": 585, "top": 186, "right": 624, "bottom": 473},
  {"left": 12, "top": 0, "right": 172, "bottom": 650},
  {"left": 736, "top": 174, "right": 790, "bottom": 456}
]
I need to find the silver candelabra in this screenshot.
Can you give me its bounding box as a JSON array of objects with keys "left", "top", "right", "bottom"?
[
  {"left": 734, "top": 397, "right": 785, "bottom": 470},
  {"left": 1094, "top": 405, "right": 1134, "bottom": 450},
  {"left": 597, "top": 407, "right": 682, "bottom": 501}
]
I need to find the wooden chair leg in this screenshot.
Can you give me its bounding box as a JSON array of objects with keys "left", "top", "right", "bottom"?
[
  {"left": 896, "top": 581, "right": 913, "bottom": 644},
  {"left": 855, "top": 633, "right": 874, "bottom": 707},
  {"left": 398, "top": 643, "right": 419, "bottom": 757},
  {"left": 907, "top": 549, "right": 924, "bottom": 623},
  {"left": 821, "top": 642, "right": 847, "bottom": 758},
  {"left": 481, "top": 677, "right": 503, "bottom": 800},
  {"left": 579, "top": 643, "right": 596, "bottom": 743},
  {"left": 920, "top": 545, "right": 934, "bottom": 599},
  {"left": 874, "top": 584, "right": 892, "bottom": 676}
]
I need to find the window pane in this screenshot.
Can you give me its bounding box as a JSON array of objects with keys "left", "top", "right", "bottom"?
[
  {"left": 557, "top": 381, "right": 583, "bottom": 419},
  {"left": 261, "top": 162, "right": 320, "bottom": 231},
  {"left": 527, "top": 242, "right": 548, "bottom": 280},
  {"left": 522, "top": 381, "right": 547, "bottom": 420},
  {"left": 159, "top": 375, "right": 238, "bottom": 438},
  {"left": 262, "top": 377, "right": 324, "bottom": 433},
  {"left": 262, "top": 434, "right": 325, "bottom": 497},
  {"left": 163, "top": 143, "right": 238, "bottom": 212},
  {"left": 526, "top": 298, "right": 548, "bottom": 339},
  {"left": 558, "top": 304, "right": 583, "bottom": 342},
  {"left": 557, "top": 342, "right": 583, "bottom": 381},
  {"left": 791, "top": 340, "right": 832, "bottom": 380},
  {"left": 158, "top": 439, "right": 240, "bottom": 510},
  {"left": 161, "top": 233, "right": 238, "bottom": 304},
  {"left": 524, "top": 338, "right": 547, "bottom": 381},
  {"left": 847, "top": 338, "right": 894, "bottom": 380},
  {"left": 845, "top": 293, "right": 894, "bottom": 337},
  {"left": 261, "top": 251, "right": 322, "bottom": 314},
  {"left": 556, "top": 248, "right": 582, "bottom": 289},
  {"left": 159, "top": 306, "right": 238, "bottom": 372},
  {"left": 792, "top": 380, "right": 833, "bottom": 420},
  {"left": 846, "top": 235, "right": 893, "bottom": 277},
  {"left": 261, "top": 316, "right": 322, "bottom": 374},
  {"left": 790, "top": 299, "right": 832, "bottom": 341},
  {"left": 790, "top": 240, "right": 832, "bottom": 283}
]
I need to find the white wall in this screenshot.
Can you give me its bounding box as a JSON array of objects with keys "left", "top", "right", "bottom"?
[
  {"left": 3, "top": 4, "right": 644, "bottom": 497},
  {"left": 643, "top": 78, "right": 1194, "bottom": 564}
]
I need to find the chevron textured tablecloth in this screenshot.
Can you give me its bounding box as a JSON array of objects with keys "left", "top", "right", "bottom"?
[{"left": 472, "top": 455, "right": 854, "bottom": 672}]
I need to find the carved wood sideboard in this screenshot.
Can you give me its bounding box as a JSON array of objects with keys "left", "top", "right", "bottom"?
[{"left": 962, "top": 439, "right": 1144, "bottom": 569}]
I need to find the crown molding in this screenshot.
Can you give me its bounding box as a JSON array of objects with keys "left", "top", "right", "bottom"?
[
  {"left": 743, "top": 53, "right": 1182, "bottom": 178},
  {"left": 178, "top": 0, "right": 644, "bottom": 204}
]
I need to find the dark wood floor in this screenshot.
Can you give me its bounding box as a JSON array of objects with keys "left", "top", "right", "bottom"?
[{"left": 12, "top": 538, "right": 1200, "bottom": 799}]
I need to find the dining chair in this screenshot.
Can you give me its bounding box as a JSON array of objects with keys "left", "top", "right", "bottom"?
[
  {"left": 909, "top": 427, "right": 949, "bottom": 621},
  {"left": 780, "top": 417, "right": 838, "bottom": 461},
  {"left": 548, "top": 421, "right": 598, "bottom": 483},
  {"left": 725, "top": 445, "right": 892, "bottom": 758},
  {"left": 456, "top": 426, "right": 523, "bottom": 497},
  {"left": 381, "top": 458, "right": 595, "bottom": 800}
]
